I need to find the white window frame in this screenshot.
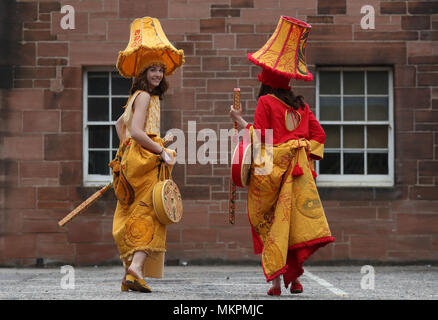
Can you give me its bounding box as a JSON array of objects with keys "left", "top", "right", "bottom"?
[
  {"left": 83, "top": 68, "right": 130, "bottom": 186},
  {"left": 315, "top": 67, "right": 394, "bottom": 187}
]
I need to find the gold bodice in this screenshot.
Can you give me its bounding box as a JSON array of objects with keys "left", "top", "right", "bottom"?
[
  {"left": 122, "top": 90, "right": 160, "bottom": 138},
  {"left": 144, "top": 95, "right": 160, "bottom": 136}
]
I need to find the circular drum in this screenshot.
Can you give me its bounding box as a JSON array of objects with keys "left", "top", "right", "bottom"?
[
  {"left": 152, "top": 179, "right": 183, "bottom": 225},
  {"left": 231, "top": 140, "right": 252, "bottom": 188}
]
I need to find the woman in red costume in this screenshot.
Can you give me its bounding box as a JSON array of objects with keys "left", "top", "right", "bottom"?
[{"left": 230, "top": 16, "right": 335, "bottom": 296}]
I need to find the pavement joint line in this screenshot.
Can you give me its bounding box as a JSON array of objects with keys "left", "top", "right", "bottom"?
[{"left": 303, "top": 269, "right": 348, "bottom": 297}]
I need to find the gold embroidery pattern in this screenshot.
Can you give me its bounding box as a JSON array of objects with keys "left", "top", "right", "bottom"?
[
  {"left": 294, "top": 178, "right": 323, "bottom": 219},
  {"left": 248, "top": 140, "right": 332, "bottom": 277},
  {"left": 275, "top": 26, "right": 300, "bottom": 73},
  {"left": 262, "top": 242, "right": 284, "bottom": 276},
  {"left": 297, "top": 28, "right": 310, "bottom": 77},
  {"left": 145, "top": 96, "right": 160, "bottom": 136},
  {"left": 247, "top": 16, "right": 313, "bottom": 82},
  {"left": 124, "top": 214, "right": 155, "bottom": 248},
  {"left": 251, "top": 23, "right": 301, "bottom": 74},
  {"left": 130, "top": 29, "right": 142, "bottom": 48}
]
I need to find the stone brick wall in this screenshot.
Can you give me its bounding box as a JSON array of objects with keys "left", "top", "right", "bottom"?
[{"left": 1, "top": 0, "right": 437, "bottom": 266}]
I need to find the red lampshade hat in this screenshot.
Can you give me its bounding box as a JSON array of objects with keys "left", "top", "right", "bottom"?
[
  {"left": 248, "top": 16, "right": 313, "bottom": 89},
  {"left": 233, "top": 16, "right": 315, "bottom": 187},
  {"left": 244, "top": 16, "right": 315, "bottom": 179}
]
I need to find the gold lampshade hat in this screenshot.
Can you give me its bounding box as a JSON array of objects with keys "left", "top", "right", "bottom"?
[
  {"left": 248, "top": 16, "right": 313, "bottom": 87},
  {"left": 116, "top": 17, "right": 185, "bottom": 78}
]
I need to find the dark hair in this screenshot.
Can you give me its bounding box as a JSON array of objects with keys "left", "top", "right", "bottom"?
[
  {"left": 257, "top": 84, "right": 305, "bottom": 110},
  {"left": 129, "top": 66, "right": 169, "bottom": 100}
]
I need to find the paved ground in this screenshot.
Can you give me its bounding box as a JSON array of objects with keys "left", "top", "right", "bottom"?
[{"left": 1, "top": 264, "right": 437, "bottom": 300}]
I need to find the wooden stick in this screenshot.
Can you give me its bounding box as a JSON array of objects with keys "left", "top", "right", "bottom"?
[
  {"left": 59, "top": 133, "right": 173, "bottom": 228},
  {"left": 229, "top": 88, "right": 240, "bottom": 225},
  {"left": 58, "top": 183, "right": 112, "bottom": 227}
]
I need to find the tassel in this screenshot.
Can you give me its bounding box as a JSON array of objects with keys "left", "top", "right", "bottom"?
[
  {"left": 292, "top": 147, "right": 304, "bottom": 177},
  {"left": 292, "top": 161, "right": 304, "bottom": 177},
  {"left": 311, "top": 169, "right": 317, "bottom": 179}
]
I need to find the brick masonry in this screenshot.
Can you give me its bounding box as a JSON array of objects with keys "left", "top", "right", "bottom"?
[{"left": 1, "top": 0, "right": 438, "bottom": 266}]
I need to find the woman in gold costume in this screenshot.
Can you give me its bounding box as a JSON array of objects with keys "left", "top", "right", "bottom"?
[
  {"left": 111, "top": 64, "right": 174, "bottom": 293},
  {"left": 110, "top": 17, "right": 184, "bottom": 293}
]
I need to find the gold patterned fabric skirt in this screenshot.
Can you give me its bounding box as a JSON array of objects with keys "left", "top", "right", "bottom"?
[
  {"left": 112, "top": 136, "right": 167, "bottom": 278},
  {"left": 247, "top": 139, "right": 334, "bottom": 288}
]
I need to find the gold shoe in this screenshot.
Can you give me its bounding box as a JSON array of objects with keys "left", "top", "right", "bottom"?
[
  {"left": 126, "top": 271, "right": 152, "bottom": 293},
  {"left": 134, "top": 278, "right": 152, "bottom": 293},
  {"left": 121, "top": 275, "right": 129, "bottom": 292}
]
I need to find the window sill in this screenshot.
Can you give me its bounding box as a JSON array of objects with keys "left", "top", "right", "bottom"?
[
  {"left": 83, "top": 175, "right": 112, "bottom": 187},
  {"left": 316, "top": 174, "right": 394, "bottom": 188}
]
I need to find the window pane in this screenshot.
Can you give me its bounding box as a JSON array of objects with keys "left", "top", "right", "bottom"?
[
  {"left": 88, "top": 151, "right": 109, "bottom": 175},
  {"left": 319, "top": 71, "right": 340, "bottom": 94},
  {"left": 323, "top": 125, "right": 340, "bottom": 148},
  {"left": 320, "top": 153, "right": 340, "bottom": 174},
  {"left": 316, "top": 69, "right": 392, "bottom": 180},
  {"left": 367, "top": 71, "right": 388, "bottom": 94},
  {"left": 112, "top": 150, "right": 117, "bottom": 161},
  {"left": 343, "top": 125, "right": 364, "bottom": 148},
  {"left": 367, "top": 125, "right": 388, "bottom": 148},
  {"left": 368, "top": 97, "right": 388, "bottom": 121},
  {"left": 88, "top": 72, "right": 108, "bottom": 95},
  {"left": 112, "top": 126, "right": 120, "bottom": 148},
  {"left": 344, "top": 153, "right": 364, "bottom": 174},
  {"left": 343, "top": 71, "right": 364, "bottom": 95},
  {"left": 88, "top": 98, "right": 109, "bottom": 121},
  {"left": 112, "top": 97, "right": 127, "bottom": 121},
  {"left": 320, "top": 97, "right": 341, "bottom": 121},
  {"left": 368, "top": 153, "right": 388, "bottom": 174},
  {"left": 344, "top": 97, "right": 365, "bottom": 121},
  {"left": 112, "top": 72, "right": 132, "bottom": 95},
  {"left": 89, "top": 125, "right": 109, "bottom": 148}
]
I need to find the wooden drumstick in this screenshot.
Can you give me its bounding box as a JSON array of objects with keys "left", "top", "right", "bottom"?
[
  {"left": 229, "top": 88, "right": 240, "bottom": 225},
  {"left": 58, "top": 183, "right": 112, "bottom": 227}
]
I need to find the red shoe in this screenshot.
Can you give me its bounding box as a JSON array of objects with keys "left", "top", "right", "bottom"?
[
  {"left": 290, "top": 279, "right": 303, "bottom": 294},
  {"left": 267, "top": 287, "right": 281, "bottom": 296}
]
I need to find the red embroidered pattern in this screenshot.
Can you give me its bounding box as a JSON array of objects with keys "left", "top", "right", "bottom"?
[{"left": 130, "top": 29, "right": 142, "bottom": 48}]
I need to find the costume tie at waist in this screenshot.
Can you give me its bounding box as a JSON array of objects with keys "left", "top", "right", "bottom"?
[{"left": 280, "top": 139, "right": 317, "bottom": 179}]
